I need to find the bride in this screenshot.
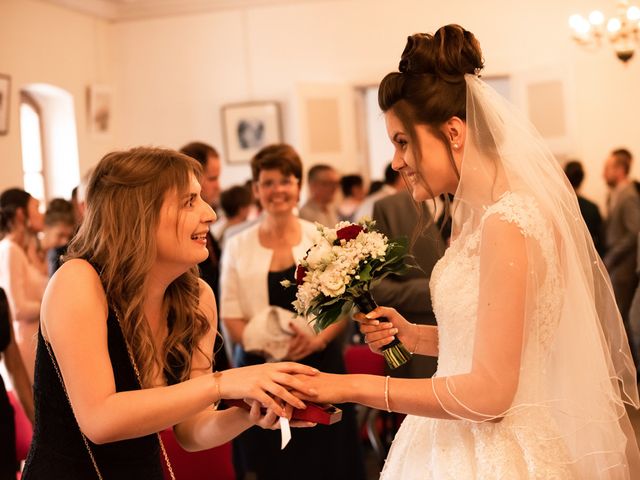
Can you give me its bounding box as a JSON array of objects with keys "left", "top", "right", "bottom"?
[{"left": 295, "top": 24, "right": 640, "bottom": 479}]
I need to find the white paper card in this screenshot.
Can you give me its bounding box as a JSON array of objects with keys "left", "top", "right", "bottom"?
[{"left": 280, "top": 416, "right": 291, "bottom": 449}]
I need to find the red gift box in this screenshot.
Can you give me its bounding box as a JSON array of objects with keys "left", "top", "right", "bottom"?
[{"left": 225, "top": 400, "right": 342, "bottom": 425}]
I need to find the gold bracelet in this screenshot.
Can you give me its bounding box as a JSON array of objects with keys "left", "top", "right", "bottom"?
[
  {"left": 212, "top": 371, "right": 222, "bottom": 410},
  {"left": 384, "top": 375, "right": 392, "bottom": 412}
]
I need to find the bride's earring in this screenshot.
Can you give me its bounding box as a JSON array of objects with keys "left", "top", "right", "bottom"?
[{"left": 452, "top": 142, "right": 459, "bottom": 150}]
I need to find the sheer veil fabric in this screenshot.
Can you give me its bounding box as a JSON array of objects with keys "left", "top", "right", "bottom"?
[{"left": 429, "top": 74, "right": 640, "bottom": 478}]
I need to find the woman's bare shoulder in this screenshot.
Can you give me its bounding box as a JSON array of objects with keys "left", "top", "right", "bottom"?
[{"left": 42, "top": 259, "right": 108, "bottom": 335}]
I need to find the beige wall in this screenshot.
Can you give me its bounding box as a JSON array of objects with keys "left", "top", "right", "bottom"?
[
  {"left": 0, "top": 0, "right": 114, "bottom": 195},
  {"left": 2, "top": 0, "right": 639, "bottom": 208}
]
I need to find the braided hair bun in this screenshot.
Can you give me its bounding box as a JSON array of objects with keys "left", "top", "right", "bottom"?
[{"left": 399, "top": 25, "right": 483, "bottom": 81}]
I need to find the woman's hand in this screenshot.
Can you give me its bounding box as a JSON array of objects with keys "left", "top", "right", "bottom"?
[
  {"left": 248, "top": 400, "right": 316, "bottom": 429},
  {"left": 354, "top": 306, "right": 415, "bottom": 355},
  {"left": 286, "top": 323, "right": 326, "bottom": 361},
  {"left": 218, "top": 362, "right": 318, "bottom": 416}
]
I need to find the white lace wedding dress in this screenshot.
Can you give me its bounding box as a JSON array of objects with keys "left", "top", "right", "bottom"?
[{"left": 380, "top": 192, "right": 575, "bottom": 479}]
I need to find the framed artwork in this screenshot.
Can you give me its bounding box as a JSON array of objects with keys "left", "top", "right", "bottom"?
[
  {"left": 0, "top": 74, "right": 10, "bottom": 135},
  {"left": 87, "top": 84, "right": 112, "bottom": 135},
  {"left": 221, "top": 101, "right": 282, "bottom": 163}
]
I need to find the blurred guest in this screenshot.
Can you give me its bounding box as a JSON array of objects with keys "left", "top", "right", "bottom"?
[
  {"left": 0, "top": 288, "right": 34, "bottom": 480},
  {"left": 354, "top": 163, "right": 404, "bottom": 221},
  {"left": 211, "top": 185, "right": 253, "bottom": 249},
  {"left": 564, "top": 160, "right": 604, "bottom": 256},
  {"left": 179, "top": 142, "right": 222, "bottom": 213},
  {"left": 299, "top": 164, "right": 340, "bottom": 227},
  {"left": 40, "top": 199, "right": 75, "bottom": 277},
  {"left": 50, "top": 172, "right": 91, "bottom": 276},
  {"left": 0, "top": 188, "right": 46, "bottom": 383},
  {"left": 179, "top": 141, "right": 222, "bottom": 297},
  {"left": 337, "top": 174, "right": 365, "bottom": 222},
  {"left": 180, "top": 141, "right": 228, "bottom": 370},
  {"left": 602, "top": 148, "right": 640, "bottom": 347},
  {"left": 367, "top": 180, "right": 385, "bottom": 196},
  {"left": 221, "top": 144, "right": 365, "bottom": 480}
]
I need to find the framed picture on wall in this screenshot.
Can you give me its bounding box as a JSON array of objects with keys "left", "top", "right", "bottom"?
[
  {"left": 0, "top": 74, "right": 10, "bottom": 135},
  {"left": 221, "top": 101, "right": 282, "bottom": 163},
  {"left": 87, "top": 84, "right": 112, "bottom": 135}
]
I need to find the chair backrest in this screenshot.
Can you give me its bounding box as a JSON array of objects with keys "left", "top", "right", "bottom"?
[
  {"left": 8, "top": 390, "right": 33, "bottom": 464},
  {"left": 160, "top": 428, "right": 235, "bottom": 480},
  {"left": 344, "top": 344, "right": 385, "bottom": 376}
]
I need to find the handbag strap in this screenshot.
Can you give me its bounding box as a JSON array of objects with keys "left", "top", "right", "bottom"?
[{"left": 43, "top": 307, "right": 176, "bottom": 480}]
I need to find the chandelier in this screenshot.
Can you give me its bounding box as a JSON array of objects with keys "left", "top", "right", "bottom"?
[{"left": 569, "top": 0, "right": 640, "bottom": 62}]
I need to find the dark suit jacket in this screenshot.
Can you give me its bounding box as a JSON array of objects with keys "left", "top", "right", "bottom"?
[
  {"left": 371, "top": 191, "right": 445, "bottom": 378},
  {"left": 577, "top": 195, "right": 604, "bottom": 257},
  {"left": 604, "top": 182, "right": 640, "bottom": 321},
  {"left": 198, "top": 232, "right": 230, "bottom": 370}
]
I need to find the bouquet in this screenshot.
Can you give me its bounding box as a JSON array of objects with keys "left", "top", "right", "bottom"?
[{"left": 282, "top": 220, "right": 412, "bottom": 369}]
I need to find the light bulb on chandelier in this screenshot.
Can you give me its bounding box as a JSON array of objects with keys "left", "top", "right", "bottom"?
[{"left": 569, "top": 0, "right": 640, "bottom": 63}]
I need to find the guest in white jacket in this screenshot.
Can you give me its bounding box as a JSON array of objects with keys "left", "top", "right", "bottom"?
[{"left": 220, "top": 144, "right": 365, "bottom": 480}]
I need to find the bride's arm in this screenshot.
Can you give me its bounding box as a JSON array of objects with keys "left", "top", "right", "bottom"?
[{"left": 305, "top": 216, "right": 527, "bottom": 421}]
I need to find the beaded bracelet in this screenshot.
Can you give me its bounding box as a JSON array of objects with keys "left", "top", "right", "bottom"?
[
  {"left": 384, "top": 375, "right": 392, "bottom": 413},
  {"left": 410, "top": 324, "right": 420, "bottom": 355}
]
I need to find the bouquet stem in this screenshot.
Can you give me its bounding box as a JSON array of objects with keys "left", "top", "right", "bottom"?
[{"left": 353, "top": 292, "right": 411, "bottom": 369}]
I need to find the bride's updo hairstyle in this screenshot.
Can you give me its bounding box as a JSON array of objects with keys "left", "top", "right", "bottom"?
[{"left": 378, "top": 24, "right": 484, "bottom": 189}]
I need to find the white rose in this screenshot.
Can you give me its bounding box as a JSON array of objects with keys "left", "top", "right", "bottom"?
[
  {"left": 318, "top": 264, "right": 347, "bottom": 297},
  {"left": 306, "top": 239, "right": 335, "bottom": 269}
]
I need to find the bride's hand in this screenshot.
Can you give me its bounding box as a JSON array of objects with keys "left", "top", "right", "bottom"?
[
  {"left": 219, "top": 362, "right": 318, "bottom": 416},
  {"left": 354, "top": 306, "right": 415, "bottom": 355},
  {"left": 292, "top": 372, "right": 347, "bottom": 405}
]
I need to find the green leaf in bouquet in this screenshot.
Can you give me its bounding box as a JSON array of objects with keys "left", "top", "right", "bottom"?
[
  {"left": 314, "top": 299, "right": 348, "bottom": 331},
  {"left": 358, "top": 263, "right": 373, "bottom": 282}
]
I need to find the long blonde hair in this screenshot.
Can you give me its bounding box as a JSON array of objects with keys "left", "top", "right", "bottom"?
[{"left": 67, "top": 147, "right": 211, "bottom": 387}]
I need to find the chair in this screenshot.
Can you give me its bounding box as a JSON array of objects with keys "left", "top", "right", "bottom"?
[
  {"left": 160, "top": 428, "right": 235, "bottom": 480},
  {"left": 8, "top": 390, "right": 33, "bottom": 467},
  {"left": 343, "top": 344, "right": 387, "bottom": 466}
]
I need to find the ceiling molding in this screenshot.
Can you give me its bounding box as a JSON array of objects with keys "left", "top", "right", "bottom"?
[{"left": 39, "top": 0, "right": 323, "bottom": 21}]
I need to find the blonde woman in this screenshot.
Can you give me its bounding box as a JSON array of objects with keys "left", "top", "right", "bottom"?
[{"left": 22, "top": 147, "right": 318, "bottom": 479}]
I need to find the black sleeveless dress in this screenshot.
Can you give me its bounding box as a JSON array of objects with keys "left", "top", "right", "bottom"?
[
  {"left": 22, "top": 307, "right": 165, "bottom": 479},
  {"left": 233, "top": 266, "right": 366, "bottom": 480}
]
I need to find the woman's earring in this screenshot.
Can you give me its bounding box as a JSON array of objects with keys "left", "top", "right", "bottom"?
[{"left": 452, "top": 143, "right": 459, "bottom": 150}]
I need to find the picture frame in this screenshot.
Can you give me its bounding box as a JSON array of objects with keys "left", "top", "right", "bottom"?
[
  {"left": 0, "top": 74, "right": 10, "bottom": 135},
  {"left": 221, "top": 101, "right": 282, "bottom": 163},
  {"left": 87, "top": 84, "right": 112, "bottom": 135}
]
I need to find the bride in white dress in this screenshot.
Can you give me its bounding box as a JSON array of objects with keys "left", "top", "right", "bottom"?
[{"left": 296, "top": 25, "right": 640, "bottom": 479}]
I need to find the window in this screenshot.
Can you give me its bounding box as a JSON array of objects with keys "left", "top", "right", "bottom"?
[
  {"left": 20, "top": 94, "right": 45, "bottom": 202},
  {"left": 19, "top": 84, "right": 80, "bottom": 203}
]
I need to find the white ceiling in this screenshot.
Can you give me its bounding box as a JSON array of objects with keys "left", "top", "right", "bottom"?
[{"left": 39, "top": 0, "right": 321, "bottom": 21}]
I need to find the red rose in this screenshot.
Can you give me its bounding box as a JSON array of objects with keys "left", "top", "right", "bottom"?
[
  {"left": 296, "top": 264, "right": 308, "bottom": 285},
  {"left": 336, "top": 224, "right": 364, "bottom": 241}
]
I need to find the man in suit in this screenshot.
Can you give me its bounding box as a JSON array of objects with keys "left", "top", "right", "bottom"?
[
  {"left": 179, "top": 141, "right": 229, "bottom": 370},
  {"left": 603, "top": 148, "right": 640, "bottom": 357},
  {"left": 370, "top": 189, "right": 446, "bottom": 379},
  {"left": 564, "top": 160, "right": 605, "bottom": 256},
  {"left": 299, "top": 164, "right": 340, "bottom": 227}
]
